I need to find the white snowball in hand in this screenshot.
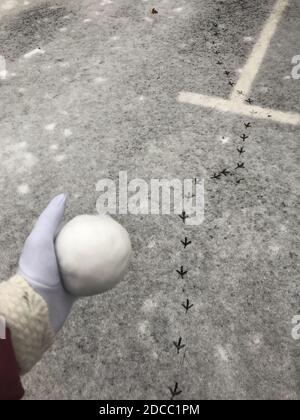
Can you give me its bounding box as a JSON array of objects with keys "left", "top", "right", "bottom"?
[{"left": 55, "top": 215, "right": 131, "bottom": 297}]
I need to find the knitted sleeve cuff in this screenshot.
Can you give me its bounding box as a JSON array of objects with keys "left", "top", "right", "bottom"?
[{"left": 0, "top": 275, "right": 55, "bottom": 375}]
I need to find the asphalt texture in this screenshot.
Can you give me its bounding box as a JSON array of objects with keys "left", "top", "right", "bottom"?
[{"left": 0, "top": 0, "right": 299, "bottom": 400}]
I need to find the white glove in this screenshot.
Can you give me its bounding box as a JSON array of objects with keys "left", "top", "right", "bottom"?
[{"left": 18, "top": 195, "right": 75, "bottom": 333}]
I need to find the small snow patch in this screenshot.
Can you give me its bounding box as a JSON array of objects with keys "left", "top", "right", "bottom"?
[
  {"left": 45, "top": 123, "right": 57, "bottom": 131},
  {"left": 24, "top": 48, "right": 45, "bottom": 59},
  {"left": 220, "top": 136, "right": 230, "bottom": 144},
  {"left": 17, "top": 184, "right": 30, "bottom": 195},
  {"left": 94, "top": 77, "right": 108, "bottom": 84},
  {"left": 54, "top": 154, "right": 66, "bottom": 162},
  {"left": 64, "top": 129, "right": 73, "bottom": 138}
]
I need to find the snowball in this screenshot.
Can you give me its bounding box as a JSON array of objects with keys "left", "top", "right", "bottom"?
[{"left": 56, "top": 215, "right": 131, "bottom": 297}]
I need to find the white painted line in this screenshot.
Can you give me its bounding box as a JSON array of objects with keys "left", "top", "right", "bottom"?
[
  {"left": 231, "top": 0, "right": 289, "bottom": 101},
  {"left": 178, "top": 0, "right": 297, "bottom": 125},
  {"left": 178, "top": 92, "right": 300, "bottom": 126}
]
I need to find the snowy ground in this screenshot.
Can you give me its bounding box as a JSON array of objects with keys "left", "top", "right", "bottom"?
[{"left": 0, "top": 0, "right": 299, "bottom": 400}]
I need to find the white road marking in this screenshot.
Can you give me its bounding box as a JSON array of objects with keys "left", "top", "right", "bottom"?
[
  {"left": 178, "top": 0, "right": 300, "bottom": 125},
  {"left": 178, "top": 92, "right": 300, "bottom": 126},
  {"left": 231, "top": 0, "right": 289, "bottom": 101}
]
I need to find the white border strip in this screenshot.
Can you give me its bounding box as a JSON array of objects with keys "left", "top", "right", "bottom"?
[
  {"left": 231, "top": 0, "right": 290, "bottom": 101},
  {"left": 178, "top": 92, "right": 300, "bottom": 126},
  {"left": 178, "top": 0, "right": 300, "bottom": 125}
]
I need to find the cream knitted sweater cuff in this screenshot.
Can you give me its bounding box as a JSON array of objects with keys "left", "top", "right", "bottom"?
[{"left": 0, "top": 275, "right": 55, "bottom": 375}]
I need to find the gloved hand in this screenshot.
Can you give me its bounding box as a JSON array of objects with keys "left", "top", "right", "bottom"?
[{"left": 18, "top": 194, "right": 75, "bottom": 333}]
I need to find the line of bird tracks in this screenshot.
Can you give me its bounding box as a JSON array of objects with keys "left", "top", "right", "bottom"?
[{"left": 166, "top": 2, "right": 258, "bottom": 399}]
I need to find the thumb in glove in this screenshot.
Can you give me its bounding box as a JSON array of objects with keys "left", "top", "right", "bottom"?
[{"left": 18, "top": 194, "right": 75, "bottom": 333}]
